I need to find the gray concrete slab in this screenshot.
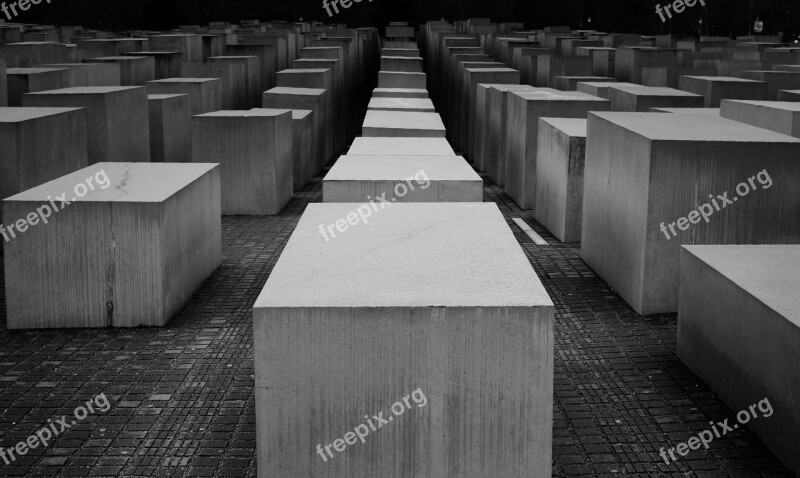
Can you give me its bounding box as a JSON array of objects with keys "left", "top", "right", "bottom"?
[
  {"left": 778, "top": 89, "right": 800, "bottom": 101},
  {"left": 148, "top": 94, "right": 191, "bottom": 163},
  {"left": 347, "top": 137, "right": 455, "bottom": 156},
  {"left": 146, "top": 78, "right": 222, "bottom": 115},
  {"left": 362, "top": 110, "right": 446, "bottom": 137},
  {"left": 88, "top": 56, "right": 155, "bottom": 86},
  {"left": 720, "top": 99, "right": 800, "bottom": 138},
  {"left": 679, "top": 75, "right": 769, "bottom": 107},
  {"left": 576, "top": 81, "right": 639, "bottom": 99},
  {"left": 378, "top": 71, "right": 427, "bottom": 89},
  {"left": 7, "top": 67, "right": 73, "bottom": 106},
  {"left": 39, "top": 62, "right": 121, "bottom": 87},
  {"left": 607, "top": 84, "right": 704, "bottom": 111},
  {"left": 732, "top": 70, "right": 800, "bottom": 100},
  {"left": 262, "top": 86, "right": 329, "bottom": 172},
  {"left": 367, "top": 97, "right": 435, "bottom": 112},
  {"left": 553, "top": 75, "right": 615, "bottom": 91}
]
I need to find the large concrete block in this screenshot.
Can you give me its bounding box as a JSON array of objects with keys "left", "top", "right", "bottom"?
[
  {"left": 323, "top": 155, "right": 482, "bottom": 202},
  {"left": 181, "top": 62, "right": 247, "bottom": 109},
  {"left": 462, "top": 68, "right": 519, "bottom": 159},
  {"left": 262, "top": 86, "right": 329, "bottom": 171},
  {"left": 732, "top": 70, "right": 800, "bottom": 100},
  {"left": 39, "top": 63, "right": 121, "bottom": 86},
  {"left": 22, "top": 86, "right": 150, "bottom": 163},
  {"left": 367, "top": 97, "right": 435, "bottom": 113},
  {"left": 347, "top": 137, "right": 455, "bottom": 156},
  {"left": 581, "top": 112, "right": 800, "bottom": 314},
  {"left": 123, "top": 51, "right": 183, "bottom": 79},
  {"left": 536, "top": 55, "right": 592, "bottom": 88},
  {"left": 253, "top": 202, "right": 554, "bottom": 477},
  {"left": 505, "top": 89, "right": 609, "bottom": 210},
  {"left": 372, "top": 88, "right": 428, "bottom": 98},
  {"left": 720, "top": 100, "right": 800, "bottom": 138},
  {"left": 3, "top": 163, "right": 221, "bottom": 328},
  {"left": 148, "top": 94, "right": 191, "bottom": 163},
  {"left": 147, "top": 34, "right": 203, "bottom": 63},
  {"left": 534, "top": 118, "right": 586, "bottom": 243},
  {"left": 362, "top": 111, "right": 446, "bottom": 138},
  {"left": 378, "top": 71, "right": 426, "bottom": 89},
  {"left": 678, "top": 76, "right": 769, "bottom": 107},
  {"left": 483, "top": 84, "right": 537, "bottom": 185},
  {"left": 252, "top": 107, "right": 314, "bottom": 191},
  {"left": 0, "top": 107, "right": 88, "bottom": 200},
  {"left": 677, "top": 245, "right": 800, "bottom": 476},
  {"left": 191, "top": 109, "right": 292, "bottom": 215},
  {"left": 607, "top": 85, "right": 704, "bottom": 111},
  {"left": 512, "top": 48, "right": 555, "bottom": 85},
  {"left": 6, "top": 67, "right": 73, "bottom": 106},
  {"left": 202, "top": 35, "right": 226, "bottom": 60},
  {"left": 576, "top": 81, "right": 638, "bottom": 99},
  {"left": 146, "top": 78, "right": 222, "bottom": 115},
  {"left": 615, "top": 47, "right": 678, "bottom": 83},
  {"left": 88, "top": 56, "right": 155, "bottom": 86},
  {"left": 651, "top": 107, "right": 720, "bottom": 115},
  {"left": 553, "top": 75, "right": 615, "bottom": 91},
  {"left": 210, "top": 56, "right": 261, "bottom": 107},
  {"left": 229, "top": 43, "right": 278, "bottom": 92},
  {"left": 382, "top": 48, "right": 420, "bottom": 57},
  {"left": 380, "top": 56, "right": 423, "bottom": 73}
]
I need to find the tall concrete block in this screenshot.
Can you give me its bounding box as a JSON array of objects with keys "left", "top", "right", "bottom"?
[
  {"left": 191, "top": 110, "right": 292, "bottom": 215},
  {"left": 553, "top": 75, "right": 615, "bottom": 91},
  {"left": 462, "top": 68, "right": 519, "bottom": 159},
  {"left": 147, "top": 34, "right": 203, "bottom": 63},
  {"left": 76, "top": 38, "right": 147, "bottom": 61},
  {"left": 3, "top": 163, "right": 221, "bottom": 328},
  {"left": 39, "top": 63, "right": 121, "bottom": 86},
  {"left": 146, "top": 78, "right": 222, "bottom": 115},
  {"left": 228, "top": 44, "right": 278, "bottom": 92},
  {"left": 22, "top": 86, "right": 151, "bottom": 163},
  {"left": 123, "top": 51, "right": 183, "bottom": 79},
  {"left": 486, "top": 85, "right": 537, "bottom": 186},
  {"left": 201, "top": 35, "right": 226, "bottom": 59},
  {"left": 615, "top": 47, "right": 678, "bottom": 83},
  {"left": 505, "top": 90, "right": 609, "bottom": 210},
  {"left": 252, "top": 107, "right": 314, "bottom": 191},
  {"left": 148, "top": 94, "right": 191, "bottom": 163},
  {"left": 536, "top": 55, "right": 592, "bottom": 88},
  {"left": 380, "top": 56, "right": 423, "bottom": 72},
  {"left": 263, "top": 87, "right": 330, "bottom": 172},
  {"left": 677, "top": 245, "right": 800, "bottom": 476},
  {"left": 679, "top": 76, "right": 769, "bottom": 107},
  {"left": 7, "top": 67, "right": 73, "bottom": 106},
  {"left": 732, "top": 70, "right": 800, "bottom": 100},
  {"left": 181, "top": 62, "right": 247, "bottom": 110},
  {"left": 0, "top": 107, "right": 88, "bottom": 199},
  {"left": 89, "top": 56, "right": 155, "bottom": 86},
  {"left": 253, "top": 202, "right": 554, "bottom": 477},
  {"left": 210, "top": 56, "right": 261, "bottom": 108},
  {"left": 581, "top": 112, "right": 800, "bottom": 314}
]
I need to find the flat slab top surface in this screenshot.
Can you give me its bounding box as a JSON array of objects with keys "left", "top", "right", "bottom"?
[
  {"left": 7, "top": 67, "right": 69, "bottom": 74},
  {"left": 722, "top": 100, "right": 800, "bottom": 112},
  {"left": 196, "top": 109, "right": 291, "bottom": 118},
  {"left": 486, "top": 84, "right": 537, "bottom": 92},
  {"left": 512, "top": 89, "right": 608, "bottom": 103},
  {"left": 367, "top": 97, "right": 435, "bottom": 109},
  {"left": 148, "top": 93, "right": 188, "bottom": 100},
  {"left": 464, "top": 67, "right": 518, "bottom": 73},
  {"left": 373, "top": 88, "right": 428, "bottom": 94},
  {"left": 379, "top": 71, "right": 426, "bottom": 76},
  {"left": 324, "top": 155, "right": 480, "bottom": 181},
  {"left": 683, "top": 245, "right": 800, "bottom": 326},
  {"left": 5, "top": 163, "right": 218, "bottom": 203},
  {"left": 92, "top": 56, "right": 145, "bottom": 61},
  {"left": 609, "top": 85, "right": 702, "bottom": 97},
  {"left": 363, "top": 110, "right": 446, "bottom": 130},
  {"left": 0, "top": 107, "right": 84, "bottom": 122},
  {"left": 277, "top": 68, "right": 328, "bottom": 74},
  {"left": 128, "top": 51, "right": 181, "bottom": 55},
  {"left": 380, "top": 55, "right": 423, "bottom": 60},
  {"left": 579, "top": 81, "right": 638, "bottom": 88},
  {"left": 255, "top": 203, "right": 553, "bottom": 308},
  {"left": 25, "top": 86, "right": 140, "bottom": 95},
  {"left": 149, "top": 78, "right": 220, "bottom": 84},
  {"left": 651, "top": 107, "right": 721, "bottom": 115},
  {"left": 347, "top": 137, "right": 455, "bottom": 155},
  {"left": 591, "top": 111, "right": 800, "bottom": 142},
  {"left": 540, "top": 117, "right": 587, "bottom": 137},
  {"left": 682, "top": 76, "right": 765, "bottom": 83},
  {"left": 264, "top": 86, "right": 325, "bottom": 95}
]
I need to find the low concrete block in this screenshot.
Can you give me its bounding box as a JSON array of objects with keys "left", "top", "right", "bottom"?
[
  {"left": 362, "top": 110, "right": 446, "bottom": 137},
  {"left": 253, "top": 202, "right": 554, "bottom": 477},
  {"left": 380, "top": 56, "right": 423, "bottom": 73},
  {"left": 323, "top": 155, "right": 482, "bottom": 202},
  {"left": 581, "top": 112, "right": 800, "bottom": 314},
  {"left": 347, "top": 137, "right": 455, "bottom": 156},
  {"left": 146, "top": 78, "right": 222, "bottom": 115},
  {"left": 367, "top": 97, "right": 435, "bottom": 112},
  {"left": 0, "top": 107, "right": 88, "bottom": 200},
  {"left": 3, "top": 163, "right": 221, "bottom": 328},
  {"left": 536, "top": 55, "right": 592, "bottom": 88},
  {"left": 534, "top": 118, "right": 587, "bottom": 243},
  {"left": 677, "top": 245, "right": 800, "bottom": 476},
  {"left": 191, "top": 109, "right": 293, "bottom": 215},
  {"left": 372, "top": 87, "right": 428, "bottom": 98},
  {"left": 22, "top": 86, "right": 150, "bottom": 163},
  {"left": 607, "top": 85, "right": 704, "bottom": 111},
  {"left": 720, "top": 100, "right": 800, "bottom": 138},
  {"left": 148, "top": 94, "right": 191, "bottom": 163},
  {"left": 378, "top": 71, "right": 427, "bottom": 89},
  {"left": 679, "top": 76, "right": 769, "bottom": 107},
  {"left": 7, "top": 67, "right": 73, "bottom": 106}
]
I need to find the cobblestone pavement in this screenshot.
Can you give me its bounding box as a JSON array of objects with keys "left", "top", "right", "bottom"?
[{"left": 0, "top": 168, "right": 792, "bottom": 477}]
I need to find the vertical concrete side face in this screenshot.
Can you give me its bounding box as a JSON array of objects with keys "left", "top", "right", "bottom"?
[
  {"left": 149, "top": 94, "right": 192, "bottom": 163},
  {"left": 720, "top": 100, "right": 800, "bottom": 138},
  {"left": 105, "top": 87, "right": 150, "bottom": 162},
  {"left": 0, "top": 59, "right": 7, "bottom": 106},
  {"left": 677, "top": 246, "right": 800, "bottom": 475}
]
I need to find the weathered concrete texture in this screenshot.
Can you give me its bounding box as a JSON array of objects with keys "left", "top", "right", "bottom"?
[
  {"left": 146, "top": 78, "right": 222, "bottom": 115},
  {"left": 720, "top": 100, "right": 800, "bottom": 138},
  {"left": 22, "top": 86, "right": 150, "bottom": 163},
  {"left": 0, "top": 107, "right": 88, "bottom": 200},
  {"left": 6, "top": 67, "right": 73, "bottom": 106},
  {"left": 505, "top": 89, "right": 609, "bottom": 210},
  {"left": 367, "top": 97, "right": 435, "bottom": 112},
  {"left": 553, "top": 75, "right": 615, "bottom": 91},
  {"left": 148, "top": 94, "right": 191, "bottom": 163},
  {"left": 253, "top": 202, "right": 554, "bottom": 477},
  {"left": 677, "top": 245, "right": 800, "bottom": 476},
  {"left": 576, "top": 81, "right": 638, "bottom": 99},
  {"left": 380, "top": 56, "right": 424, "bottom": 72},
  {"left": 373, "top": 87, "right": 429, "bottom": 98},
  {"left": 362, "top": 110, "right": 446, "bottom": 137},
  {"left": 181, "top": 62, "right": 247, "bottom": 109},
  {"left": 581, "top": 112, "right": 800, "bottom": 315},
  {"left": 88, "top": 56, "right": 155, "bottom": 86},
  {"left": 323, "top": 155, "right": 482, "bottom": 203},
  {"left": 678, "top": 76, "right": 769, "bottom": 107},
  {"left": 251, "top": 108, "right": 314, "bottom": 191},
  {"left": 347, "top": 137, "right": 455, "bottom": 156},
  {"left": 484, "top": 84, "right": 537, "bottom": 186},
  {"left": 147, "top": 34, "right": 203, "bottom": 63},
  {"left": 732, "top": 70, "right": 800, "bottom": 100},
  {"left": 534, "top": 118, "right": 587, "bottom": 243},
  {"left": 123, "top": 51, "right": 183, "bottom": 79},
  {"left": 262, "top": 87, "right": 329, "bottom": 172},
  {"left": 778, "top": 89, "right": 800, "bottom": 101},
  {"left": 211, "top": 56, "right": 261, "bottom": 108},
  {"left": 378, "top": 71, "right": 427, "bottom": 89},
  {"left": 191, "top": 109, "right": 292, "bottom": 216},
  {"left": 40, "top": 63, "right": 121, "bottom": 87},
  {"left": 3, "top": 162, "right": 221, "bottom": 328},
  {"left": 607, "top": 85, "right": 704, "bottom": 112}
]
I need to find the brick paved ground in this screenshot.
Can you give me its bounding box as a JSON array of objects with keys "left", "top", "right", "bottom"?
[{"left": 0, "top": 168, "right": 792, "bottom": 477}]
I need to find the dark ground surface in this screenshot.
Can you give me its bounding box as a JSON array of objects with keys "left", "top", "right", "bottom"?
[{"left": 0, "top": 168, "right": 792, "bottom": 477}]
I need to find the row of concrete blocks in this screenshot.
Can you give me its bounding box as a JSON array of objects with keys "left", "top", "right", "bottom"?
[{"left": 254, "top": 39, "right": 555, "bottom": 476}]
